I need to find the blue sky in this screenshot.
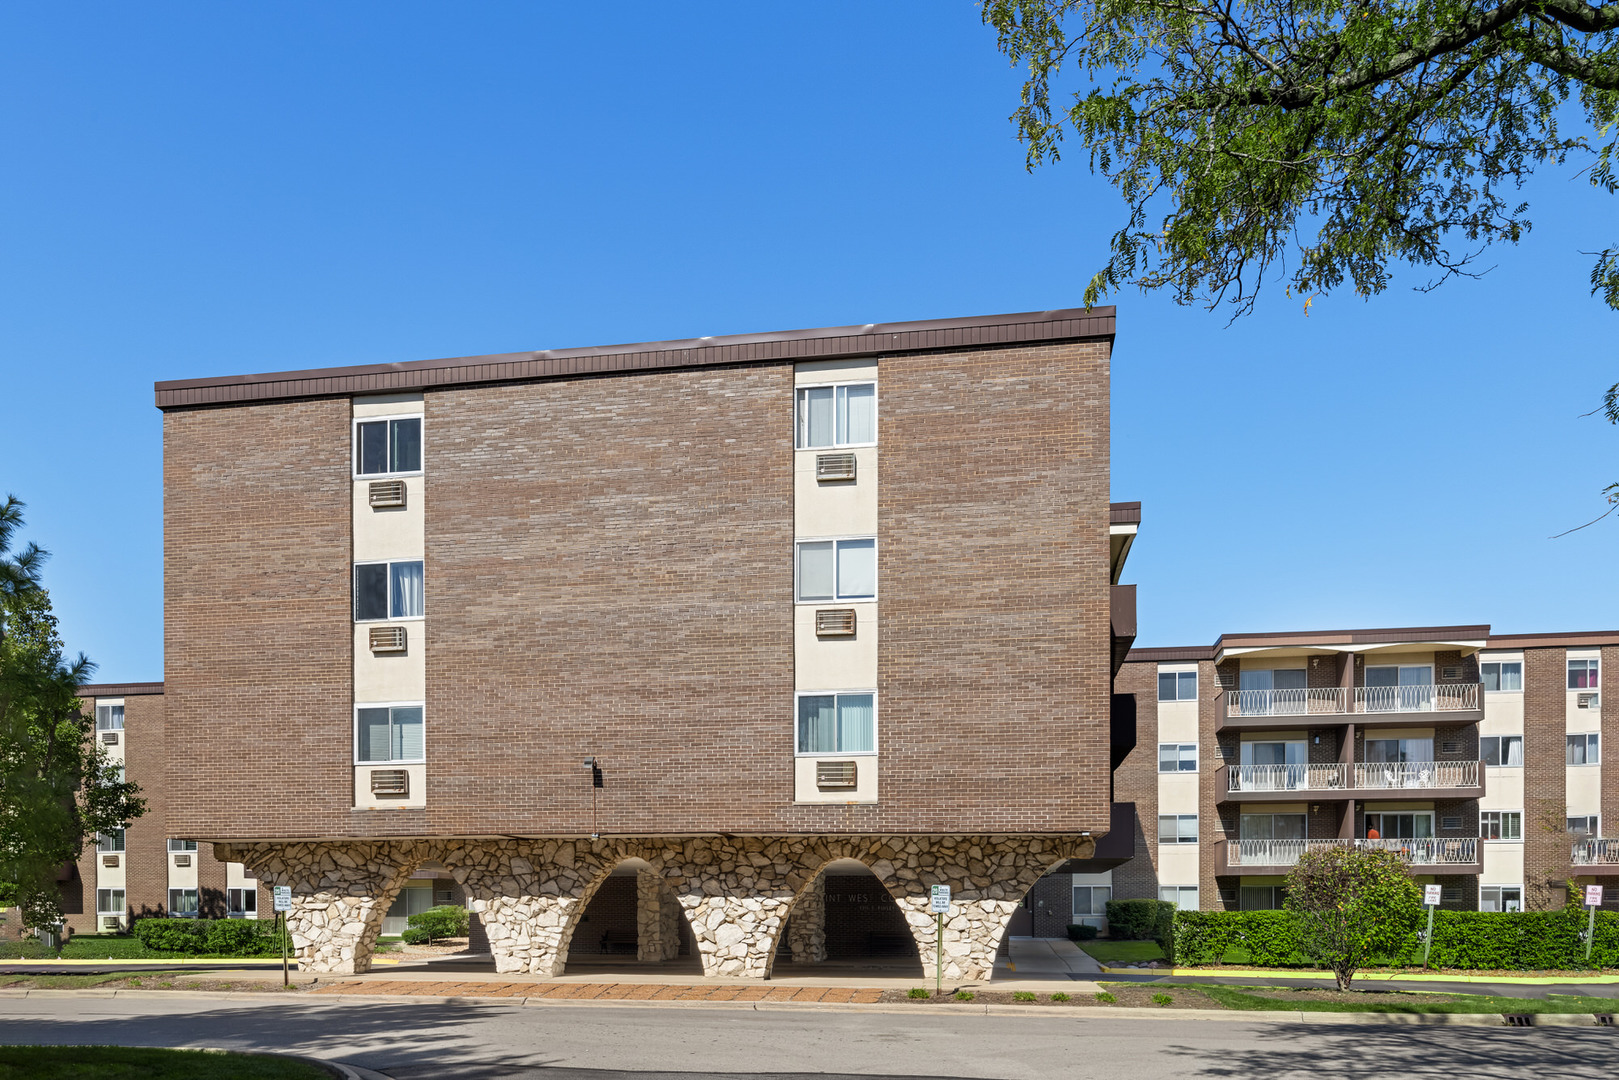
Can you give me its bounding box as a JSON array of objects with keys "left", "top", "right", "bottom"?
[{"left": 1, "top": 2, "right": 1613, "bottom": 682}]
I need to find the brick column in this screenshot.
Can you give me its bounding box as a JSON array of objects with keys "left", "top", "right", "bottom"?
[{"left": 787, "top": 874, "right": 826, "bottom": 962}]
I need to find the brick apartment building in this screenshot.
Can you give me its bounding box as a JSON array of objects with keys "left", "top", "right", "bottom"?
[
  {"left": 133, "top": 307, "right": 1136, "bottom": 978},
  {"left": 1023, "top": 626, "right": 1619, "bottom": 934}
]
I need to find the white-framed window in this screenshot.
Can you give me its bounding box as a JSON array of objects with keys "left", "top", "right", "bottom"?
[
  {"left": 1481, "top": 810, "right": 1523, "bottom": 841},
  {"left": 1158, "top": 814, "right": 1198, "bottom": 844},
  {"left": 1364, "top": 736, "right": 1434, "bottom": 764},
  {"left": 227, "top": 887, "right": 257, "bottom": 918},
  {"left": 1158, "top": 670, "right": 1197, "bottom": 701},
  {"left": 1480, "top": 885, "right": 1522, "bottom": 912},
  {"left": 354, "top": 560, "right": 424, "bottom": 621},
  {"left": 355, "top": 703, "right": 425, "bottom": 764},
  {"left": 95, "top": 704, "right": 124, "bottom": 731},
  {"left": 795, "top": 538, "right": 875, "bottom": 603},
  {"left": 1568, "top": 657, "right": 1600, "bottom": 689},
  {"left": 796, "top": 692, "right": 876, "bottom": 755},
  {"left": 1481, "top": 735, "right": 1524, "bottom": 767},
  {"left": 1240, "top": 813, "right": 1307, "bottom": 841},
  {"left": 795, "top": 382, "right": 876, "bottom": 449},
  {"left": 95, "top": 888, "right": 124, "bottom": 915},
  {"left": 167, "top": 839, "right": 198, "bottom": 853},
  {"left": 354, "top": 415, "right": 422, "bottom": 477},
  {"left": 168, "top": 888, "right": 199, "bottom": 917},
  {"left": 1158, "top": 743, "right": 1197, "bottom": 772},
  {"left": 1568, "top": 815, "right": 1600, "bottom": 836},
  {"left": 1241, "top": 885, "right": 1285, "bottom": 910},
  {"left": 96, "top": 829, "right": 125, "bottom": 853},
  {"left": 1072, "top": 885, "right": 1112, "bottom": 918},
  {"left": 1364, "top": 811, "right": 1434, "bottom": 839},
  {"left": 1159, "top": 885, "right": 1199, "bottom": 910},
  {"left": 1481, "top": 661, "right": 1523, "bottom": 692},
  {"left": 1567, "top": 733, "right": 1601, "bottom": 765}
]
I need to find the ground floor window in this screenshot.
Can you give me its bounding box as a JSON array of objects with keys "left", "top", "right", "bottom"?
[
  {"left": 1480, "top": 885, "right": 1522, "bottom": 912},
  {"left": 1159, "top": 885, "right": 1199, "bottom": 910},
  {"left": 1241, "top": 885, "right": 1285, "bottom": 910},
  {"left": 228, "top": 888, "right": 257, "bottom": 918},
  {"left": 95, "top": 889, "right": 124, "bottom": 915},
  {"left": 168, "top": 889, "right": 199, "bottom": 917},
  {"left": 1072, "top": 885, "right": 1111, "bottom": 921}
]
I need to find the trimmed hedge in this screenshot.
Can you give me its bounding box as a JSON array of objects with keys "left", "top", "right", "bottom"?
[
  {"left": 130, "top": 918, "right": 289, "bottom": 956},
  {"left": 1171, "top": 907, "right": 1619, "bottom": 970},
  {"left": 1066, "top": 924, "right": 1099, "bottom": 941},
  {"left": 1105, "top": 899, "right": 1174, "bottom": 943}
]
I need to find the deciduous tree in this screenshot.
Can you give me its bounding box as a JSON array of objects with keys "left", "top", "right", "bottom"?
[{"left": 1284, "top": 845, "right": 1421, "bottom": 989}]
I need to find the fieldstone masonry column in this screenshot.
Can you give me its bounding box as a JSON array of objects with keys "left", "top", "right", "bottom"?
[
  {"left": 787, "top": 873, "right": 827, "bottom": 963},
  {"left": 636, "top": 869, "right": 680, "bottom": 962},
  {"left": 452, "top": 840, "right": 614, "bottom": 976}
]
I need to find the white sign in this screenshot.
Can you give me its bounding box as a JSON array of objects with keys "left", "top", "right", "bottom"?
[
  {"left": 272, "top": 886, "right": 292, "bottom": 913},
  {"left": 930, "top": 885, "right": 951, "bottom": 914},
  {"left": 1423, "top": 884, "right": 1442, "bottom": 907},
  {"left": 1586, "top": 885, "right": 1604, "bottom": 908}
]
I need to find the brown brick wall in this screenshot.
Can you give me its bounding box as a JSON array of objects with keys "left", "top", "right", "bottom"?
[
  {"left": 1205, "top": 660, "right": 1234, "bottom": 909},
  {"left": 1110, "top": 661, "right": 1160, "bottom": 900},
  {"left": 1604, "top": 646, "right": 1619, "bottom": 840},
  {"left": 164, "top": 399, "right": 354, "bottom": 838},
  {"left": 1523, "top": 647, "right": 1568, "bottom": 909},
  {"left": 568, "top": 875, "right": 636, "bottom": 957},
  {"left": 121, "top": 693, "right": 170, "bottom": 921}
]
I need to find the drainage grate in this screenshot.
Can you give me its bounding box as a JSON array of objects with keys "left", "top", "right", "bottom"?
[
  {"left": 1502, "top": 1013, "right": 1534, "bottom": 1027},
  {"left": 1596, "top": 1014, "right": 1615, "bottom": 1026}
]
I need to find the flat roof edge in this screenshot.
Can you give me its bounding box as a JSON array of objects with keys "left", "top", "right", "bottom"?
[
  {"left": 79, "top": 681, "right": 164, "bottom": 696},
  {"left": 154, "top": 307, "right": 1116, "bottom": 410}
]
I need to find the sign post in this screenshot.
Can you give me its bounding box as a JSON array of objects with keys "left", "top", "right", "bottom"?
[
  {"left": 1585, "top": 885, "right": 1603, "bottom": 965},
  {"left": 929, "top": 885, "right": 951, "bottom": 999},
  {"left": 1421, "top": 884, "right": 1442, "bottom": 969},
  {"left": 273, "top": 886, "right": 293, "bottom": 987}
]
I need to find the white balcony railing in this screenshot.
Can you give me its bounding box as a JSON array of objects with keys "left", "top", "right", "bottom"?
[
  {"left": 1225, "top": 683, "right": 1480, "bottom": 718},
  {"left": 1572, "top": 838, "right": 1619, "bottom": 866},
  {"left": 1226, "top": 760, "right": 1481, "bottom": 794},
  {"left": 1227, "top": 837, "right": 1479, "bottom": 868}
]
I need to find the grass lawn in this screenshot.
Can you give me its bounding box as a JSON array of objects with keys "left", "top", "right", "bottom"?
[
  {"left": 1139, "top": 983, "right": 1619, "bottom": 1015},
  {"left": 0, "top": 1046, "right": 328, "bottom": 1078},
  {"left": 1078, "top": 940, "right": 1165, "bottom": 964}
]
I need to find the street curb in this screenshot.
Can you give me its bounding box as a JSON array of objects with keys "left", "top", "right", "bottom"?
[
  {"left": 8, "top": 986, "right": 1608, "bottom": 1025},
  {"left": 1100, "top": 967, "right": 1619, "bottom": 985}
]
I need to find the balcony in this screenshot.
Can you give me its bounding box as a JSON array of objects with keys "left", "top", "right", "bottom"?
[
  {"left": 1217, "top": 684, "right": 1483, "bottom": 731},
  {"left": 1217, "top": 760, "right": 1484, "bottom": 804},
  {"left": 1216, "top": 837, "right": 1481, "bottom": 875},
  {"left": 1572, "top": 838, "right": 1619, "bottom": 868}
]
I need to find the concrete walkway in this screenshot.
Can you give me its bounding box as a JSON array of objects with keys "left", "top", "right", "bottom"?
[{"left": 997, "top": 936, "right": 1102, "bottom": 978}]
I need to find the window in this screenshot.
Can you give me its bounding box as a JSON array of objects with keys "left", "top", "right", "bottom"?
[
  {"left": 796, "top": 692, "right": 875, "bottom": 754},
  {"left": 355, "top": 704, "right": 425, "bottom": 764},
  {"left": 1480, "top": 811, "right": 1523, "bottom": 841},
  {"left": 1237, "top": 668, "right": 1307, "bottom": 713},
  {"left": 227, "top": 888, "right": 257, "bottom": 918},
  {"left": 354, "top": 560, "right": 424, "bottom": 621},
  {"left": 1237, "top": 740, "right": 1306, "bottom": 790},
  {"left": 795, "top": 382, "right": 875, "bottom": 449},
  {"left": 95, "top": 704, "right": 124, "bottom": 731},
  {"left": 1568, "top": 658, "right": 1600, "bottom": 689},
  {"left": 1240, "top": 813, "right": 1307, "bottom": 841},
  {"left": 1365, "top": 812, "right": 1434, "bottom": 839},
  {"left": 1158, "top": 670, "right": 1197, "bottom": 701},
  {"left": 354, "top": 416, "right": 422, "bottom": 476},
  {"left": 1568, "top": 815, "right": 1600, "bottom": 836},
  {"left": 166, "top": 839, "right": 198, "bottom": 853},
  {"left": 1072, "top": 885, "right": 1112, "bottom": 918},
  {"left": 1158, "top": 814, "right": 1198, "bottom": 844},
  {"left": 1364, "top": 665, "right": 1435, "bottom": 711},
  {"left": 1158, "top": 743, "right": 1197, "bottom": 772},
  {"left": 1241, "top": 885, "right": 1285, "bottom": 910},
  {"left": 96, "top": 830, "right": 125, "bottom": 853},
  {"left": 795, "top": 539, "right": 875, "bottom": 602},
  {"left": 1480, "top": 886, "right": 1522, "bottom": 912},
  {"left": 1567, "top": 733, "right": 1601, "bottom": 765},
  {"left": 1481, "top": 661, "right": 1522, "bottom": 692},
  {"left": 95, "top": 889, "right": 124, "bottom": 915},
  {"left": 1159, "top": 885, "right": 1199, "bottom": 910},
  {"left": 168, "top": 889, "right": 199, "bottom": 917},
  {"left": 1481, "top": 735, "right": 1524, "bottom": 767}
]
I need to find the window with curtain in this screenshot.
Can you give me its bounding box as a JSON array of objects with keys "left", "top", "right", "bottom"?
[
  {"left": 1158, "top": 743, "right": 1197, "bottom": 772},
  {"left": 95, "top": 704, "right": 124, "bottom": 731},
  {"left": 1568, "top": 658, "right": 1600, "bottom": 689},
  {"left": 168, "top": 889, "right": 199, "bottom": 917},
  {"left": 795, "top": 382, "right": 876, "bottom": 449},
  {"left": 355, "top": 416, "right": 422, "bottom": 475},
  {"left": 1482, "top": 735, "right": 1524, "bottom": 767},
  {"left": 795, "top": 539, "right": 875, "bottom": 602},
  {"left": 1365, "top": 811, "right": 1434, "bottom": 839},
  {"left": 1481, "top": 661, "right": 1522, "bottom": 691},
  {"left": 356, "top": 705, "right": 425, "bottom": 763},
  {"left": 1364, "top": 737, "right": 1434, "bottom": 764},
  {"left": 95, "top": 889, "right": 124, "bottom": 915},
  {"left": 1567, "top": 733, "right": 1601, "bottom": 765},
  {"left": 227, "top": 888, "right": 257, "bottom": 917},
  {"left": 354, "top": 560, "right": 425, "bottom": 620},
  {"left": 1241, "top": 885, "right": 1285, "bottom": 910},
  {"left": 796, "top": 693, "right": 875, "bottom": 754},
  {"left": 97, "top": 830, "right": 125, "bottom": 852},
  {"left": 1480, "top": 811, "right": 1522, "bottom": 840},
  {"left": 1239, "top": 814, "right": 1307, "bottom": 840}
]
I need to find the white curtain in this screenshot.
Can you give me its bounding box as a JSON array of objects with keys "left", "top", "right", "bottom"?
[
  {"left": 798, "top": 387, "right": 834, "bottom": 448},
  {"left": 836, "top": 539, "right": 875, "bottom": 599},
  {"left": 1505, "top": 737, "right": 1524, "bottom": 766},
  {"left": 837, "top": 694, "right": 875, "bottom": 752},
  {"left": 391, "top": 561, "right": 424, "bottom": 618}
]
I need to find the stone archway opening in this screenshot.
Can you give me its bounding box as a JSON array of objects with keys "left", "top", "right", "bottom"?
[
  {"left": 777, "top": 858, "right": 923, "bottom": 976},
  {"left": 562, "top": 858, "right": 700, "bottom": 974}
]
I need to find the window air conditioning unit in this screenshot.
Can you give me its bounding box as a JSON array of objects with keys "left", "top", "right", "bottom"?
[
  {"left": 101, "top": 731, "right": 119, "bottom": 745},
  {"left": 815, "top": 452, "right": 857, "bottom": 482},
  {"left": 1441, "top": 816, "right": 1463, "bottom": 831},
  {"left": 1441, "top": 740, "right": 1461, "bottom": 754},
  {"left": 1578, "top": 693, "right": 1600, "bottom": 709},
  {"left": 1442, "top": 665, "right": 1463, "bottom": 681},
  {"left": 368, "top": 479, "right": 407, "bottom": 508},
  {"left": 102, "top": 854, "right": 119, "bottom": 868},
  {"left": 101, "top": 917, "right": 122, "bottom": 931},
  {"left": 435, "top": 890, "right": 454, "bottom": 904},
  {"left": 173, "top": 854, "right": 191, "bottom": 867},
  {"left": 369, "top": 625, "right": 407, "bottom": 653},
  {"left": 815, "top": 608, "right": 856, "bottom": 637},
  {"left": 816, "top": 760, "right": 858, "bottom": 790},
  {"left": 1441, "top": 886, "right": 1463, "bottom": 903},
  {"left": 370, "top": 769, "right": 409, "bottom": 796}
]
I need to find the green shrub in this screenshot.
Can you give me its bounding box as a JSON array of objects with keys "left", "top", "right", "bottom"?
[
  {"left": 1151, "top": 992, "right": 1173, "bottom": 1006},
  {"left": 1012, "top": 991, "right": 1036, "bottom": 1002},
  {"left": 1066, "top": 923, "right": 1099, "bottom": 941},
  {"left": 134, "top": 918, "right": 208, "bottom": 953},
  {"left": 203, "top": 919, "right": 264, "bottom": 955},
  {"left": 1105, "top": 899, "right": 1173, "bottom": 941},
  {"left": 953, "top": 990, "right": 975, "bottom": 1001},
  {"left": 1049, "top": 991, "right": 1070, "bottom": 1001},
  {"left": 60, "top": 934, "right": 157, "bottom": 960},
  {"left": 907, "top": 987, "right": 930, "bottom": 999},
  {"left": 1093, "top": 991, "right": 1113, "bottom": 1003},
  {"left": 406, "top": 905, "right": 469, "bottom": 943},
  {"left": 401, "top": 927, "right": 431, "bottom": 945},
  {"left": 1170, "top": 910, "right": 1308, "bottom": 967}
]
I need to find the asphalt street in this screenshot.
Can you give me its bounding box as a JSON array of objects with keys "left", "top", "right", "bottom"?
[{"left": 1, "top": 995, "right": 1614, "bottom": 1080}]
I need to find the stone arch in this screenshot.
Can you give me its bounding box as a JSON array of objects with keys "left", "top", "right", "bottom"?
[
  {"left": 779, "top": 853, "right": 923, "bottom": 973},
  {"left": 560, "top": 854, "right": 694, "bottom": 969}
]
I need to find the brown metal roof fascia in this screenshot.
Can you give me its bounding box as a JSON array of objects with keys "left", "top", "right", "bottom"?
[
  {"left": 1485, "top": 631, "right": 1619, "bottom": 649},
  {"left": 1215, "top": 625, "right": 1491, "bottom": 650},
  {"left": 1125, "top": 646, "right": 1216, "bottom": 663},
  {"left": 78, "top": 681, "right": 164, "bottom": 697},
  {"left": 154, "top": 307, "right": 1117, "bottom": 410},
  {"left": 1109, "top": 501, "right": 1142, "bottom": 525}
]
